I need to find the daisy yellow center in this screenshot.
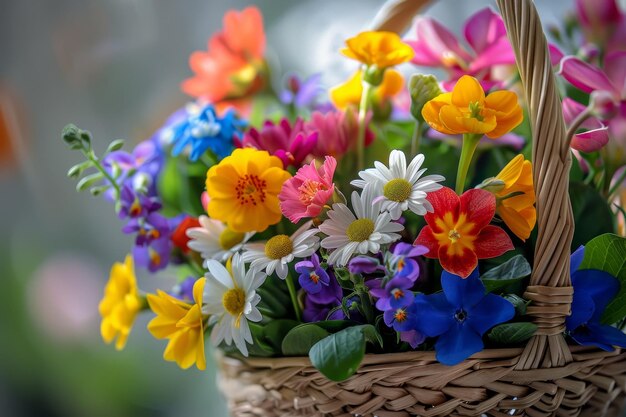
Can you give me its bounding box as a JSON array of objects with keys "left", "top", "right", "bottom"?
[
  {"left": 219, "top": 227, "right": 245, "bottom": 250},
  {"left": 298, "top": 179, "right": 326, "bottom": 205},
  {"left": 235, "top": 174, "right": 267, "bottom": 206},
  {"left": 222, "top": 288, "right": 246, "bottom": 316},
  {"left": 346, "top": 218, "right": 375, "bottom": 242},
  {"left": 383, "top": 178, "right": 412, "bottom": 202},
  {"left": 448, "top": 229, "right": 461, "bottom": 243},
  {"left": 264, "top": 235, "right": 293, "bottom": 260}
]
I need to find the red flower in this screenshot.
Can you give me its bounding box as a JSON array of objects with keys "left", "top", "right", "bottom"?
[
  {"left": 171, "top": 216, "right": 201, "bottom": 254},
  {"left": 414, "top": 187, "right": 513, "bottom": 278}
]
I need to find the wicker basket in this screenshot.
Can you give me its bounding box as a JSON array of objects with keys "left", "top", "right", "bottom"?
[{"left": 217, "top": 1, "right": 626, "bottom": 415}]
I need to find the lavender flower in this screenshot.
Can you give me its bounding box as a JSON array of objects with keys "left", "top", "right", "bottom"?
[
  {"left": 295, "top": 254, "right": 330, "bottom": 295},
  {"left": 369, "top": 275, "right": 415, "bottom": 312},
  {"left": 389, "top": 243, "right": 428, "bottom": 282}
]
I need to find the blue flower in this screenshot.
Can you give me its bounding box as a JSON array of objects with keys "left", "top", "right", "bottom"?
[
  {"left": 566, "top": 246, "right": 626, "bottom": 351},
  {"left": 413, "top": 269, "right": 515, "bottom": 366},
  {"left": 383, "top": 302, "right": 420, "bottom": 332},
  {"left": 168, "top": 103, "right": 244, "bottom": 161},
  {"left": 295, "top": 253, "right": 330, "bottom": 295}
]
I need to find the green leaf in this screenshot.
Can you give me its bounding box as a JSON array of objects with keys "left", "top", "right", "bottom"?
[
  {"left": 67, "top": 160, "right": 92, "bottom": 178},
  {"left": 262, "top": 320, "right": 299, "bottom": 352},
  {"left": 503, "top": 294, "right": 529, "bottom": 316},
  {"left": 488, "top": 322, "right": 537, "bottom": 344},
  {"left": 105, "top": 139, "right": 125, "bottom": 153},
  {"left": 579, "top": 234, "right": 626, "bottom": 324},
  {"left": 76, "top": 173, "right": 103, "bottom": 192},
  {"left": 481, "top": 255, "right": 531, "bottom": 293},
  {"left": 281, "top": 324, "right": 330, "bottom": 356},
  {"left": 309, "top": 325, "right": 382, "bottom": 382},
  {"left": 569, "top": 182, "right": 614, "bottom": 250}
]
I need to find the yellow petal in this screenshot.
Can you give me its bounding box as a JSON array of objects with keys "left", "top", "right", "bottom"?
[
  {"left": 496, "top": 155, "right": 525, "bottom": 189},
  {"left": 485, "top": 90, "right": 520, "bottom": 114},
  {"left": 422, "top": 94, "right": 457, "bottom": 135},
  {"left": 438, "top": 105, "right": 467, "bottom": 133},
  {"left": 485, "top": 105, "right": 523, "bottom": 138},
  {"left": 451, "top": 75, "right": 485, "bottom": 107},
  {"left": 330, "top": 71, "right": 362, "bottom": 110},
  {"left": 193, "top": 277, "right": 206, "bottom": 308},
  {"left": 376, "top": 69, "right": 404, "bottom": 99},
  {"left": 459, "top": 113, "right": 497, "bottom": 134}
]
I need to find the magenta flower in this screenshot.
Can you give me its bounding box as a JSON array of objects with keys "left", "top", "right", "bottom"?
[
  {"left": 562, "top": 98, "right": 609, "bottom": 152},
  {"left": 305, "top": 110, "right": 374, "bottom": 159},
  {"left": 238, "top": 118, "right": 317, "bottom": 168},
  {"left": 278, "top": 156, "right": 336, "bottom": 223},
  {"left": 559, "top": 52, "right": 626, "bottom": 158},
  {"left": 576, "top": 0, "right": 626, "bottom": 52}
]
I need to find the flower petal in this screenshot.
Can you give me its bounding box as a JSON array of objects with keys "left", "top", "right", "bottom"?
[
  {"left": 413, "top": 226, "right": 440, "bottom": 258},
  {"left": 413, "top": 293, "right": 455, "bottom": 337},
  {"left": 441, "top": 268, "right": 484, "bottom": 308},
  {"left": 559, "top": 56, "right": 617, "bottom": 95},
  {"left": 572, "top": 269, "right": 620, "bottom": 321},
  {"left": 451, "top": 75, "right": 485, "bottom": 107},
  {"left": 570, "top": 126, "right": 610, "bottom": 152},
  {"left": 570, "top": 323, "right": 626, "bottom": 351},
  {"left": 424, "top": 187, "right": 460, "bottom": 230},
  {"left": 467, "top": 293, "right": 515, "bottom": 335},
  {"left": 435, "top": 322, "right": 484, "bottom": 366},
  {"left": 439, "top": 243, "right": 478, "bottom": 279},
  {"left": 473, "top": 225, "right": 514, "bottom": 259},
  {"left": 604, "top": 51, "right": 626, "bottom": 97},
  {"left": 460, "top": 189, "right": 496, "bottom": 232}
]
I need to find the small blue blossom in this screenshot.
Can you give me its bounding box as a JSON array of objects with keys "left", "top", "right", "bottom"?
[
  {"left": 566, "top": 246, "right": 626, "bottom": 351},
  {"left": 118, "top": 185, "right": 161, "bottom": 219},
  {"left": 413, "top": 269, "right": 515, "bottom": 366},
  {"left": 295, "top": 253, "right": 330, "bottom": 295},
  {"left": 383, "top": 302, "right": 419, "bottom": 332},
  {"left": 168, "top": 103, "right": 244, "bottom": 161},
  {"left": 370, "top": 275, "right": 415, "bottom": 311},
  {"left": 348, "top": 255, "right": 385, "bottom": 275}
]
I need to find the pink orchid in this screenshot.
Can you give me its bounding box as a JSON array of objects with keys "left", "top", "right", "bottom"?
[
  {"left": 278, "top": 156, "right": 337, "bottom": 223},
  {"left": 576, "top": 0, "right": 626, "bottom": 52},
  {"left": 305, "top": 110, "right": 374, "bottom": 159},
  {"left": 407, "top": 7, "right": 562, "bottom": 91},
  {"left": 562, "top": 98, "right": 609, "bottom": 152},
  {"left": 237, "top": 118, "right": 318, "bottom": 168},
  {"left": 559, "top": 52, "right": 626, "bottom": 162}
]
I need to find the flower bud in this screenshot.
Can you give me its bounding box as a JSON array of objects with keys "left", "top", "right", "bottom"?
[
  {"left": 590, "top": 90, "right": 618, "bottom": 121},
  {"left": 475, "top": 177, "right": 506, "bottom": 193},
  {"left": 409, "top": 74, "right": 442, "bottom": 123}
]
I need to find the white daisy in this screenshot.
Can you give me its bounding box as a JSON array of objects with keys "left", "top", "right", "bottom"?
[
  {"left": 319, "top": 184, "right": 404, "bottom": 267},
  {"left": 242, "top": 221, "right": 319, "bottom": 280},
  {"left": 203, "top": 253, "right": 265, "bottom": 357},
  {"left": 186, "top": 215, "right": 253, "bottom": 263},
  {"left": 351, "top": 150, "right": 445, "bottom": 220}
]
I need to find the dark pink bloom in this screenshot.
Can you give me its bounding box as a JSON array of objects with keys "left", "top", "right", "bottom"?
[
  {"left": 305, "top": 110, "right": 374, "bottom": 158},
  {"left": 562, "top": 98, "right": 609, "bottom": 152},
  {"left": 576, "top": 0, "right": 625, "bottom": 51},
  {"left": 238, "top": 118, "right": 317, "bottom": 168},
  {"left": 279, "top": 156, "right": 336, "bottom": 223}
]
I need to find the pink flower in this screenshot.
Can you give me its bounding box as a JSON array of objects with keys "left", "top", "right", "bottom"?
[
  {"left": 237, "top": 118, "right": 317, "bottom": 168},
  {"left": 559, "top": 52, "right": 626, "bottom": 163},
  {"left": 305, "top": 109, "right": 374, "bottom": 159},
  {"left": 562, "top": 98, "right": 609, "bottom": 152},
  {"left": 576, "top": 0, "right": 626, "bottom": 52},
  {"left": 407, "top": 7, "right": 562, "bottom": 91},
  {"left": 279, "top": 156, "right": 336, "bottom": 223}
]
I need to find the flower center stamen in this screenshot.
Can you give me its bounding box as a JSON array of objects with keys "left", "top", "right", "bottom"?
[
  {"left": 448, "top": 229, "right": 461, "bottom": 243},
  {"left": 469, "top": 102, "right": 484, "bottom": 121},
  {"left": 455, "top": 309, "right": 467, "bottom": 323},
  {"left": 298, "top": 179, "right": 325, "bottom": 205},
  {"left": 219, "top": 227, "right": 245, "bottom": 250},
  {"left": 346, "top": 218, "right": 375, "bottom": 242},
  {"left": 222, "top": 288, "right": 246, "bottom": 317},
  {"left": 264, "top": 235, "right": 293, "bottom": 260},
  {"left": 235, "top": 174, "right": 267, "bottom": 206},
  {"left": 391, "top": 288, "right": 404, "bottom": 300},
  {"left": 383, "top": 178, "right": 412, "bottom": 202},
  {"left": 309, "top": 273, "right": 320, "bottom": 284},
  {"left": 394, "top": 308, "right": 407, "bottom": 322}
]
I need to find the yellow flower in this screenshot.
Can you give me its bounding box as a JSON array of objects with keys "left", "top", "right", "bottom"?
[
  {"left": 330, "top": 69, "right": 405, "bottom": 110},
  {"left": 147, "top": 278, "right": 207, "bottom": 370},
  {"left": 99, "top": 255, "right": 141, "bottom": 351},
  {"left": 341, "top": 31, "right": 414, "bottom": 68},
  {"left": 206, "top": 148, "right": 291, "bottom": 233},
  {"left": 492, "top": 155, "right": 536, "bottom": 241},
  {"left": 422, "top": 75, "right": 523, "bottom": 138}
]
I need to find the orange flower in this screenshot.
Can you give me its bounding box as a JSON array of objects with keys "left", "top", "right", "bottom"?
[
  {"left": 341, "top": 31, "right": 414, "bottom": 68},
  {"left": 181, "top": 7, "right": 266, "bottom": 113},
  {"left": 422, "top": 75, "right": 523, "bottom": 138},
  {"left": 330, "top": 69, "right": 404, "bottom": 110},
  {"left": 491, "top": 155, "right": 536, "bottom": 241}
]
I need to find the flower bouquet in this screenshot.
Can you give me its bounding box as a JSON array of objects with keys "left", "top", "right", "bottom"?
[{"left": 62, "top": 0, "right": 626, "bottom": 415}]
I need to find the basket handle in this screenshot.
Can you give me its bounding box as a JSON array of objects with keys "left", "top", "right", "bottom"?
[{"left": 374, "top": 0, "right": 574, "bottom": 367}]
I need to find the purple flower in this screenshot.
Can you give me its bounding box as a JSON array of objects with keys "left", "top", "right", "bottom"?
[
  {"left": 303, "top": 273, "right": 344, "bottom": 322},
  {"left": 370, "top": 276, "right": 415, "bottom": 312},
  {"left": 279, "top": 73, "right": 323, "bottom": 110},
  {"left": 133, "top": 237, "right": 171, "bottom": 272},
  {"left": 172, "top": 276, "right": 197, "bottom": 302},
  {"left": 383, "top": 302, "right": 419, "bottom": 332},
  {"left": 348, "top": 255, "right": 385, "bottom": 275},
  {"left": 390, "top": 243, "right": 428, "bottom": 282},
  {"left": 118, "top": 185, "right": 161, "bottom": 219},
  {"left": 295, "top": 254, "right": 330, "bottom": 295},
  {"left": 413, "top": 268, "right": 515, "bottom": 366},
  {"left": 566, "top": 246, "right": 626, "bottom": 351},
  {"left": 400, "top": 330, "right": 426, "bottom": 349},
  {"left": 123, "top": 212, "right": 171, "bottom": 246},
  {"left": 238, "top": 118, "right": 318, "bottom": 168}
]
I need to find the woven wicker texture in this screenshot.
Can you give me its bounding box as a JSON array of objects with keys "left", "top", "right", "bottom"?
[{"left": 218, "top": 0, "right": 626, "bottom": 415}]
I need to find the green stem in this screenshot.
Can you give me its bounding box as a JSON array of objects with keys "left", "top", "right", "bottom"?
[
  {"left": 608, "top": 167, "right": 626, "bottom": 199},
  {"left": 455, "top": 134, "right": 482, "bottom": 195},
  {"left": 410, "top": 120, "right": 423, "bottom": 157},
  {"left": 356, "top": 79, "right": 373, "bottom": 171},
  {"left": 86, "top": 151, "right": 121, "bottom": 200},
  {"left": 285, "top": 273, "right": 302, "bottom": 322}
]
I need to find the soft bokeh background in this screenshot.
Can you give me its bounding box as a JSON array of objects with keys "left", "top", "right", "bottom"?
[{"left": 0, "top": 1, "right": 585, "bottom": 416}]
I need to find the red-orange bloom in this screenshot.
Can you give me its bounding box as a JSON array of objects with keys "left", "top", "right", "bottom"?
[
  {"left": 181, "top": 7, "right": 266, "bottom": 114},
  {"left": 414, "top": 187, "right": 513, "bottom": 278}
]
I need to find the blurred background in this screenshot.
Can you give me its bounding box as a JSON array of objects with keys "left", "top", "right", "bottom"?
[{"left": 0, "top": 1, "right": 581, "bottom": 416}]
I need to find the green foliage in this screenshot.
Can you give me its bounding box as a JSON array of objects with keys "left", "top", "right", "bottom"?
[
  {"left": 281, "top": 324, "right": 330, "bottom": 356},
  {"left": 569, "top": 182, "right": 615, "bottom": 250},
  {"left": 481, "top": 255, "right": 531, "bottom": 293},
  {"left": 488, "top": 322, "right": 537, "bottom": 344},
  {"left": 309, "top": 325, "right": 382, "bottom": 382},
  {"left": 503, "top": 294, "right": 530, "bottom": 316},
  {"left": 579, "top": 234, "right": 626, "bottom": 324}
]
